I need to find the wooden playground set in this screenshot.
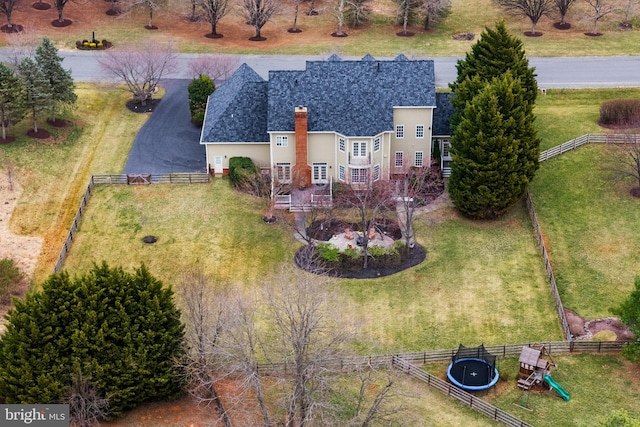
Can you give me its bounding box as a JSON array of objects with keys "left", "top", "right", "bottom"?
[{"left": 516, "top": 344, "right": 571, "bottom": 404}]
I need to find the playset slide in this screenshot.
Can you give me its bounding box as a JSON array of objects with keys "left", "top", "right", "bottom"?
[{"left": 543, "top": 374, "right": 570, "bottom": 401}]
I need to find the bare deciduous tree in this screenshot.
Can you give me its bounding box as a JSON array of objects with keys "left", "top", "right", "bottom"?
[
  {"left": 333, "top": 179, "right": 395, "bottom": 269},
  {"left": 53, "top": 0, "right": 74, "bottom": 24},
  {"left": 290, "top": 0, "right": 304, "bottom": 32},
  {"left": 396, "top": 0, "right": 420, "bottom": 35},
  {"left": 394, "top": 161, "right": 444, "bottom": 248},
  {"left": 123, "top": 0, "right": 165, "bottom": 28},
  {"left": 346, "top": 366, "right": 405, "bottom": 427},
  {"left": 618, "top": 0, "right": 640, "bottom": 27},
  {"left": 495, "top": 0, "right": 554, "bottom": 34},
  {"left": 606, "top": 133, "right": 640, "bottom": 197},
  {"left": 99, "top": 40, "right": 177, "bottom": 106},
  {"left": 200, "top": 0, "right": 230, "bottom": 37},
  {"left": 265, "top": 264, "right": 351, "bottom": 427},
  {"left": 177, "top": 268, "right": 233, "bottom": 427},
  {"left": 584, "top": 0, "right": 613, "bottom": 34},
  {"left": 345, "top": 0, "right": 371, "bottom": 27},
  {"left": 188, "top": 55, "right": 238, "bottom": 81},
  {"left": 0, "top": 0, "right": 21, "bottom": 30},
  {"left": 65, "top": 369, "right": 111, "bottom": 427},
  {"left": 553, "top": 0, "right": 576, "bottom": 26},
  {"left": 243, "top": 0, "right": 279, "bottom": 40},
  {"left": 419, "top": 0, "right": 450, "bottom": 29}
]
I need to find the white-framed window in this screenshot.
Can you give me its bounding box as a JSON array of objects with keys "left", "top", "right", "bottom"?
[
  {"left": 351, "top": 168, "right": 368, "bottom": 184},
  {"left": 442, "top": 140, "right": 451, "bottom": 158},
  {"left": 373, "top": 164, "right": 381, "bottom": 181},
  {"left": 396, "top": 125, "right": 404, "bottom": 139},
  {"left": 276, "top": 162, "right": 291, "bottom": 182},
  {"left": 339, "top": 164, "right": 345, "bottom": 182},
  {"left": 415, "top": 151, "right": 424, "bottom": 167},
  {"left": 416, "top": 125, "right": 425, "bottom": 139},
  {"left": 374, "top": 137, "right": 381, "bottom": 152},
  {"left": 352, "top": 141, "right": 367, "bottom": 157},
  {"left": 339, "top": 137, "right": 345, "bottom": 152},
  {"left": 276, "top": 136, "right": 288, "bottom": 147},
  {"left": 395, "top": 151, "right": 404, "bottom": 168},
  {"left": 312, "top": 163, "right": 328, "bottom": 183}
]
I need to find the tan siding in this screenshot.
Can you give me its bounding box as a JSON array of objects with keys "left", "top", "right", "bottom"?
[
  {"left": 205, "top": 144, "right": 270, "bottom": 170},
  {"left": 392, "top": 107, "right": 434, "bottom": 171},
  {"left": 271, "top": 132, "right": 297, "bottom": 165}
]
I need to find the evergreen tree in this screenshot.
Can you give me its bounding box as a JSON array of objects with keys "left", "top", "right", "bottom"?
[
  {"left": 17, "top": 57, "right": 51, "bottom": 134},
  {"left": 35, "top": 37, "right": 77, "bottom": 123},
  {"left": 448, "top": 72, "right": 539, "bottom": 218},
  {"left": 612, "top": 277, "right": 640, "bottom": 362},
  {"left": 187, "top": 74, "right": 215, "bottom": 126},
  {"left": 0, "top": 63, "right": 25, "bottom": 140},
  {"left": 0, "top": 263, "right": 184, "bottom": 418},
  {"left": 449, "top": 21, "right": 538, "bottom": 127}
]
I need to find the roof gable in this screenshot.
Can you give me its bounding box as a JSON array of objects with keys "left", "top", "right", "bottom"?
[{"left": 201, "top": 63, "right": 269, "bottom": 143}]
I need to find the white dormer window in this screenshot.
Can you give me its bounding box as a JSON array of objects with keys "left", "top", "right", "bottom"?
[
  {"left": 276, "top": 136, "right": 288, "bottom": 147},
  {"left": 416, "top": 125, "right": 425, "bottom": 139},
  {"left": 396, "top": 125, "right": 404, "bottom": 139}
]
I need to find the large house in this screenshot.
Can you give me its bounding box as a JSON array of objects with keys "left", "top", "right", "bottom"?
[{"left": 200, "top": 54, "right": 453, "bottom": 205}]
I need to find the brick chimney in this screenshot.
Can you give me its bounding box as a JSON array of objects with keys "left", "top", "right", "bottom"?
[{"left": 294, "top": 106, "right": 311, "bottom": 188}]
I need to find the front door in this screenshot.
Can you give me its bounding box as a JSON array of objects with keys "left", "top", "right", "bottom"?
[{"left": 214, "top": 156, "right": 223, "bottom": 174}]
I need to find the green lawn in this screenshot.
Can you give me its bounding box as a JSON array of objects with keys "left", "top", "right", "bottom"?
[{"left": 529, "top": 144, "right": 640, "bottom": 320}]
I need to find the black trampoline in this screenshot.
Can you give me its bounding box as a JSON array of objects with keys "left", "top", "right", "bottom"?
[{"left": 446, "top": 344, "right": 499, "bottom": 391}]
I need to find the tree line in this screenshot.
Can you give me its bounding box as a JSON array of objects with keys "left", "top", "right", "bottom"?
[{"left": 0, "top": 37, "right": 76, "bottom": 141}]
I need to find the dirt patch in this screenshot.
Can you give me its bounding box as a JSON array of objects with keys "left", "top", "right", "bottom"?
[
  {"left": 565, "top": 308, "right": 634, "bottom": 341},
  {"left": 0, "top": 175, "right": 44, "bottom": 333}
]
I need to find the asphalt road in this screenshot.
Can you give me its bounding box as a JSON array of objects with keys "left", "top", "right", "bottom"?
[
  {"left": 3, "top": 50, "right": 638, "bottom": 173},
  {"left": 36, "top": 51, "right": 640, "bottom": 88}
]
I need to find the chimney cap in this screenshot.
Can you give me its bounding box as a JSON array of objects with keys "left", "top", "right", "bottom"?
[{"left": 295, "top": 106, "right": 307, "bottom": 113}]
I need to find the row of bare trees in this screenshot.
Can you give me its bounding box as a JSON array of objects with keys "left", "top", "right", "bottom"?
[
  {"left": 176, "top": 264, "right": 405, "bottom": 426},
  {"left": 496, "top": 0, "right": 640, "bottom": 35}
]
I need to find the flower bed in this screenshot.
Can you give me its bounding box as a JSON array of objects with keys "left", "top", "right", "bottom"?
[{"left": 76, "top": 39, "right": 113, "bottom": 50}]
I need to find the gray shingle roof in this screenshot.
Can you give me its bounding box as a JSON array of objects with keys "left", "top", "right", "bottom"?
[
  {"left": 201, "top": 55, "right": 446, "bottom": 144},
  {"left": 267, "top": 55, "right": 436, "bottom": 136},
  {"left": 433, "top": 92, "right": 454, "bottom": 136},
  {"left": 201, "top": 63, "right": 269, "bottom": 143}
]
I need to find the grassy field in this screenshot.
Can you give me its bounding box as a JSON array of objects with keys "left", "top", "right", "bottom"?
[
  {"left": 3, "top": 0, "right": 640, "bottom": 56},
  {"left": 530, "top": 144, "right": 640, "bottom": 320}
]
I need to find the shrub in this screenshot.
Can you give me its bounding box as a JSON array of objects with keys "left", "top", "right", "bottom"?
[
  {"left": 191, "top": 111, "right": 205, "bottom": 126},
  {"left": 228, "top": 156, "right": 258, "bottom": 184},
  {"left": 600, "top": 99, "right": 640, "bottom": 126},
  {"left": 368, "top": 245, "right": 386, "bottom": 257},
  {"left": 187, "top": 75, "right": 215, "bottom": 127},
  {"left": 0, "top": 258, "right": 23, "bottom": 304},
  {"left": 316, "top": 243, "right": 340, "bottom": 263}
]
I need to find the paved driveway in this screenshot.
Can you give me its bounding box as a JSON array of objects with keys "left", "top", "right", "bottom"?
[{"left": 123, "top": 79, "right": 206, "bottom": 174}]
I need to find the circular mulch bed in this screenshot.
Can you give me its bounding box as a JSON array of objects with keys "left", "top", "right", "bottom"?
[
  {"left": 524, "top": 31, "right": 543, "bottom": 37},
  {"left": 288, "top": 28, "right": 303, "bottom": 33},
  {"left": 619, "top": 22, "right": 633, "bottom": 30},
  {"left": 51, "top": 19, "right": 72, "bottom": 27},
  {"left": 305, "top": 10, "right": 319, "bottom": 16},
  {"left": 145, "top": 25, "right": 159, "bottom": 30},
  {"left": 106, "top": 8, "right": 121, "bottom": 16},
  {"left": 1, "top": 24, "right": 24, "bottom": 33},
  {"left": 630, "top": 187, "right": 640, "bottom": 198},
  {"left": 249, "top": 36, "right": 267, "bottom": 41},
  {"left": 0, "top": 136, "right": 16, "bottom": 144},
  {"left": 396, "top": 31, "right": 415, "bottom": 37},
  {"left": 47, "top": 118, "right": 69, "bottom": 128},
  {"left": 331, "top": 32, "right": 348, "bottom": 37},
  {"left": 142, "top": 235, "right": 158, "bottom": 244},
  {"left": 295, "top": 243, "right": 426, "bottom": 279},
  {"left": 32, "top": 1, "right": 51, "bottom": 9},
  {"left": 452, "top": 32, "right": 474, "bottom": 41},
  {"left": 585, "top": 32, "right": 603, "bottom": 37},
  {"left": 554, "top": 22, "right": 571, "bottom": 30},
  {"left": 205, "top": 33, "right": 224, "bottom": 39},
  {"left": 27, "top": 129, "right": 51, "bottom": 139},
  {"left": 126, "top": 98, "right": 161, "bottom": 113}
]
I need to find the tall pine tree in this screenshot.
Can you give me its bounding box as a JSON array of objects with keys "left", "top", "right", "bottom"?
[
  {"left": 0, "top": 63, "right": 25, "bottom": 140},
  {"left": 449, "top": 20, "right": 538, "bottom": 127},
  {"left": 35, "top": 37, "right": 77, "bottom": 123},
  {"left": 448, "top": 72, "right": 539, "bottom": 218},
  {"left": 17, "top": 57, "right": 51, "bottom": 134},
  {"left": 0, "top": 263, "right": 184, "bottom": 418}
]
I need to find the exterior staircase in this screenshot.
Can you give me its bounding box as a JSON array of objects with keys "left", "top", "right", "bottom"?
[{"left": 517, "top": 372, "right": 537, "bottom": 391}]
